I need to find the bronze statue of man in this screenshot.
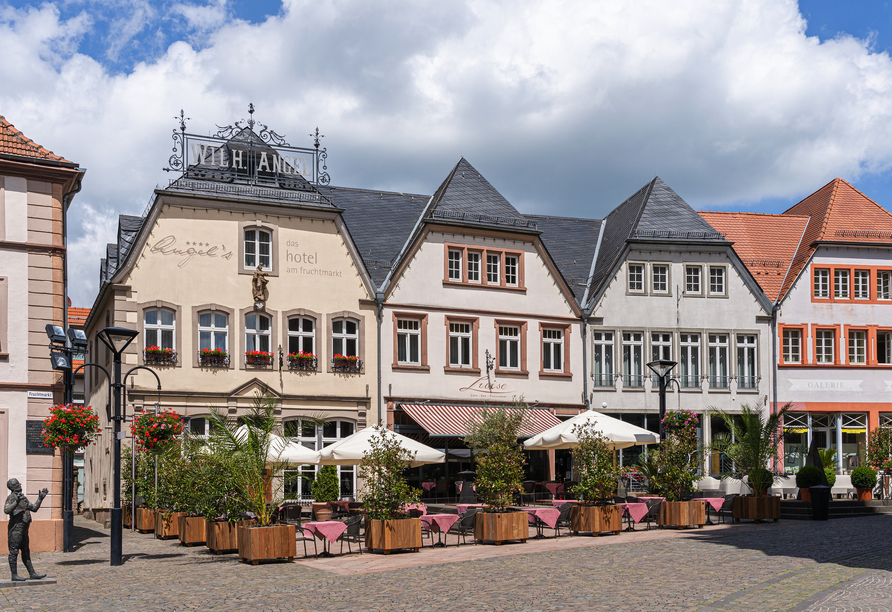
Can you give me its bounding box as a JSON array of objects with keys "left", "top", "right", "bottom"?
[
  {"left": 4, "top": 479, "right": 47, "bottom": 581},
  {"left": 252, "top": 263, "right": 269, "bottom": 302}
]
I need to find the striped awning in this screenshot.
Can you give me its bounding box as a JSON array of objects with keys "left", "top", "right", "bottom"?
[{"left": 400, "top": 404, "right": 561, "bottom": 437}]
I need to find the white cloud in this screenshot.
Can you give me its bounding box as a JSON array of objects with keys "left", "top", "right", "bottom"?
[{"left": 3, "top": 0, "right": 892, "bottom": 305}]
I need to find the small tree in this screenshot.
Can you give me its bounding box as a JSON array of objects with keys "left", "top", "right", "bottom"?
[
  {"left": 193, "top": 451, "right": 248, "bottom": 522},
  {"left": 463, "top": 402, "right": 530, "bottom": 511},
  {"left": 122, "top": 447, "right": 158, "bottom": 509},
  {"left": 360, "top": 426, "right": 420, "bottom": 521},
  {"left": 651, "top": 409, "right": 700, "bottom": 501},
  {"left": 571, "top": 422, "right": 620, "bottom": 505},
  {"left": 868, "top": 427, "right": 892, "bottom": 472},
  {"left": 312, "top": 466, "right": 340, "bottom": 503}
]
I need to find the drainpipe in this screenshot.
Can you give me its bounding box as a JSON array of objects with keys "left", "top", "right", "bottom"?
[
  {"left": 375, "top": 291, "right": 384, "bottom": 426},
  {"left": 771, "top": 304, "right": 779, "bottom": 472},
  {"left": 581, "top": 307, "right": 592, "bottom": 411}
]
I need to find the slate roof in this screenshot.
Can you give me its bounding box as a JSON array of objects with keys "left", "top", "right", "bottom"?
[
  {"left": 587, "top": 177, "right": 727, "bottom": 305},
  {"left": 0, "top": 115, "right": 73, "bottom": 164},
  {"left": 99, "top": 216, "right": 145, "bottom": 287},
  {"left": 698, "top": 211, "right": 810, "bottom": 303},
  {"left": 524, "top": 215, "right": 602, "bottom": 301},
  {"left": 425, "top": 158, "right": 538, "bottom": 231},
  {"left": 317, "top": 185, "right": 430, "bottom": 287}
]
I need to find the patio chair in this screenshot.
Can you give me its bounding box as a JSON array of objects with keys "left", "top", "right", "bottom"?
[
  {"left": 644, "top": 499, "right": 662, "bottom": 530},
  {"left": 296, "top": 525, "right": 319, "bottom": 558},
  {"left": 718, "top": 494, "right": 737, "bottom": 524},
  {"left": 338, "top": 515, "right": 364, "bottom": 555},
  {"left": 539, "top": 503, "right": 573, "bottom": 538},
  {"left": 446, "top": 508, "right": 479, "bottom": 546},
  {"left": 521, "top": 481, "right": 536, "bottom": 505}
]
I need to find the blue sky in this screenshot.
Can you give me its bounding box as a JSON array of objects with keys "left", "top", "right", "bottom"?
[{"left": 3, "top": 1, "right": 892, "bottom": 305}]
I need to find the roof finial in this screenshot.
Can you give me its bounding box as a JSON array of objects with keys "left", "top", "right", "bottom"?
[
  {"left": 175, "top": 110, "right": 190, "bottom": 133},
  {"left": 311, "top": 127, "right": 324, "bottom": 150},
  {"left": 247, "top": 103, "right": 255, "bottom": 130}
]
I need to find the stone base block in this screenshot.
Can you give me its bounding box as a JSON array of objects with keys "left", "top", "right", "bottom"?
[
  {"left": 0, "top": 519, "right": 63, "bottom": 553},
  {"left": 0, "top": 578, "right": 58, "bottom": 587}
]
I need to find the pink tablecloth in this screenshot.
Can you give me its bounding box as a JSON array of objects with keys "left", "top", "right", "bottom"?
[
  {"left": 637, "top": 496, "right": 665, "bottom": 501},
  {"left": 303, "top": 521, "right": 347, "bottom": 544},
  {"left": 421, "top": 482, "right": 436, "bottom": 492},
  {"left": 551, "top": 500, "right": 581, "bottom": 506},
  {"left": 524, "top": 507, "right": 560, "bottom": 528},
  {"left": 421, "top": 513, "right": 460, "bottom": 533},
  {"left": 617, "top": 502, "right": 649, "bottom": 523},
  {"left": 691, "top": 497, "right": 724, "bottom": 512},
  {"left": 327, "top": 501, "right": 351, "bottom": 511},
  {"left": 400, "top": 503, "right": 427, "bottom": 515},
  {"left": 545, "top": 483, "right": 564, "bottom": 496},
  {"left": 456, "top": 504, "right": 487, "bottom": 515}
]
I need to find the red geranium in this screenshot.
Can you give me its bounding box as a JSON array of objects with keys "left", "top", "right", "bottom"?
[
  {"left": 42, "top": 404, "right": 101, "bottom": 451},
  {"left": 131, "top": 409, "right": 184, "bottom": 453}
]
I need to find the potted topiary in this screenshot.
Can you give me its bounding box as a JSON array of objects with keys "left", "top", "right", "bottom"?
[
  {"left": 360, "top": 426, "right": 423, "bottom": 554},
  {"left": 653, "top": 409, "right": 705, "bottom": 528},
  {"left": 311, "top": 466, "right": 340, "bottom": 521},
  {"left": 463, "top": 403, "right": 530, "bottom": 545},
  {"left": 569, "top": 422, "right": 622, "bottom": 535},
  {"left": 795, "top": 465, "right": 824, "bottom": 502},
  {"left": 851, "top": 466, "right": 877, "bottom": 501}
]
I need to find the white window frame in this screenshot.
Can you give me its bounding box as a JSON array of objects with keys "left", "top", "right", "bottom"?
[
  {"left": 542, "top": 328, "right": 563, "bottom": 372},
  {"left": 467, "top": 252, "right": 481, "bottom": 283},
  {"left": 708, "top": 333, "right": 729, "bottom": 389},
  {"left": 188, "top": 417, "right": 214, "bottom": 440},
  {"left": 592, "top": 331, "right": 614, "bottom": 386},
  {"left": 144, "top": 309, "right": 175, "bottom": 350},
  {"left": 834, "top": 269, "right": 850, "bottom": 299},
  {"left": 650, "top": 332, "right": 672, "bottom": 384},
  {"left": 504, "top": 255, "right": 519, "bottom": 287},
  {"left": 627, "top": 263, "right": 645, "bottom": 293},
  {"left": 878, "top": 330, "right": 892, "bottom": 365},
  {"left": 848, "top": 330, "right": 866, "bottom": 364},
  {"left": 679, "top": 333, "right": 700, "bottom": 388},
  {"left": 783, "top": 329, "right": 801, "bottom": 364},
  {"left": 498, "top": 325, "right": 521, "bottom": 370},
  {"left": 815, "top": 329, "right": 835, "bottom": 364},
  {"left": 198, "top": 311, "right": 229, "bottom": 352},
  {"left": 245, "top": 313, "right": 271, "bottom": 353},
  {"left": 854, "top": 270, "right": 870, "bottom": 300},
  {"left": 448, "top": 322, "right": 473, "bottom": 367},
  {"left": 651, "top": 264, "right": 669, "bottom": 294},
  {"left": 332, "top": 318, "right": 359, "bottom": 358},
  {"left": 284, "top": 419, "right": 356, "bottom": 500},
  {"left": 486, "top": 254, "right": 500, "bottom": 284},
  {"left": 814, "top": 268, "right": 830, "bottom": 298},
  {"left": 709, "top": 266, "right": 726, "bottom": 297},
  {"left": 878, "top": 271, "right": 891, "bottom": 301},
  {"left": 685, "top": 265, "right": 702, "bottom": 295},
  {"left": 448, "top": 250, "right": 462, "bottom": 281},
  {"left": 397, "top": 319, "right": 421, "bottom": 365},
  {"left": 287, "top": 316, "right": 315, "bottom": 356},
  {"left": 244, "top": 228, "right": 272, "bottom": 271},
  {"left": 622, "top": 331, "right": 644, "bottom": 387},
  {"left": 736, "top": 334, "right": 758, "bottom": 389}
]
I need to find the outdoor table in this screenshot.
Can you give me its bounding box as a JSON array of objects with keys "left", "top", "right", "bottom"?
[
  {"left": 327, "top": 500, "right": 352, "bottom": 514},
  {"left": 401, "top": 503, "right": 427, "bottom": 515},
  {"left": 523, "top": 507, "right": 560, "bottom": 538},
  {"left": 637, "top": 496, "right": 665, "bottom": 501},
  {"left": 303, "top": 520, "right": 348, "bottom": 557},
  {"left": 456, "top": 503, "right": 487, "bottom": 515},
  {"left": 691, "top": 498, "right": 723, "bottom": 525},
  {"left": 545, "top": 483, "right": 564, "bottom": 499},
  {"left": 420, "top": 513, "right": 460, "bottom": 547},
  {"left": 421, "top": 482, "right": 436, "bottom": 493},
  {"left": 550, "top": 499, "right": 581, "bottom": 506},
  {"left": 617, "top": 502, "right": 649, "bottom": 531}
]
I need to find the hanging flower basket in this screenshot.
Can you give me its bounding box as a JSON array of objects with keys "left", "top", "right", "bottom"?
[
  {"left": 245, "top": 350, "right": 273, "bottom": 365},
  {"left": 131, "top": 410, "right": 184, "bottom": 454},
  {"left": 42, "top": 404, "right": 101, "bottom": 452},
  {"left": 662, "top": 409, "right": 699, "bottom": 433}
]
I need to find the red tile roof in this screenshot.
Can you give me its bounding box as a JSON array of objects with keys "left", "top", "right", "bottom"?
[
  {"left": 0, "top": 115, "right": 71, "bottom": 163},
  {"left": 698, "top": 211, "right": 810, "bottom": 303},
  {"left": 68, "top": 307, "right": 90, "bottom": 327}
]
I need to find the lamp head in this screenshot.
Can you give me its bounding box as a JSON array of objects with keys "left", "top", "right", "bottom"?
[
  {"left": 45, "top": 324, "right": 66, "bottom": 344},
  {"left": 97, "top": 326, "right": 139, "bottom": 356},
  {"left": 67, "top": 327, "right": 88, "bottom": 350},
  {"left": 646, "top": 359, "right": 677, "bottom": 379},
  {"left": 50, "top": 350, "right": 71, "bottom": 370}
]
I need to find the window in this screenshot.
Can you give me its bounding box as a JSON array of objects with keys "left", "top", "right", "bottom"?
[
  {"left": 332, "top": 319, "right": 358, "bottom": 357},
  {"left": 245, "top": 313, "right": 271, "bottom": 353},
  {"left": 815, "top": 329, "right": 835, "bottom": 364},
  {"left": 505, "top": 255, "right": 518, "bottom": 287},
  {"left": 542, "top": 328, "right": 563, "bottom": 372},
  {"left": 879, "top": 331, "right": 892, "bottom": 365},
  {"left": 709, "top": 266, "right": 726, "bottom": 296},
  {"left": 198, "top": 312, "right": 228, "bottom": 351},
  {"left": 189, "top": 417, "right": 216, "bottom": 440},
  {"left": 879, "top": 271, "right": 891, "bottom": 300},
  {"left": 628, "top": 264, "right": 644, "bottom": 292},
  {"left": 708, "top": 334, "right": 729, "bottom": 388},
  {"left": 467, "top": 252, "right": 480, "bottom": 283},
  {"left": 622, "top": 332, "right": 644, "bottom": 387},
  {"left": 448, "top": 322, "right": 472, "bottom": 367},
  {"left": 244, "top": 228, "right": 271, "bottom": 270},
  {"left": 498, "top": 325, "right": 520, "bottom": 370},
  {"left": 144, "top": 309, "right": 174, "bottom": 349},
  {"left": 814, "top": 268, "right": 830, "bottom": 298},
  {"left": 736, "top": 334, "right": 757, "bottom": 389},
  {"left": 652, "top": 265, "right": 668, "bottom": 294},
  {"left": 848, "top": 330, "right": 866, "bottom": 364},
  {"left": 285, "top": 419, "right": 356, "bottom": 500},
  {"left": 592, "top": 331, "right": 614, "bottom": 386},
  {"left": 650, "top": 332, "right": 672, "bottom": 384},
  {"left": 783, "top": 329, "right": 801, "bottom": 364},
  {"left": 685, "top": 266, "right": 702, "bottom": 294},
  {"left": 834, "top": 269, "right": 850, "bottom": 299},
  {"left": 855, "top": 270, "right": 870, "bottom": 300},
  {"left": 287, "top": 317, "right": 315, "bottom": 355},
  {"left": 679, "top": 333, "right": 700, "bottom": 388},
  {"left": 448, "top": 250, "right": 462, "bottom": 281},
  {"left": 397, "top": 319, "right": 421, "bottom": 365},
  {"left": 487, "top": 254, "right": 500, "bottom": 284}
]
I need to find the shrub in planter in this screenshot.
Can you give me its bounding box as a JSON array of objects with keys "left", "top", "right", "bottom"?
[
  {"left": 312, "top": 465, "right": 340, "bottom": 520},
  {"left": 795, "top": 465, "right": 824, "bottom": 501},
  {"left": 824, "top": 468, "right": 837, "bottom": 487},
  {"left": 570, "top": 422, "right": 622, "bottom": 534},
  {"left": 852, "top": 466, "right": 877, "bottom": 500},
  {"left": 360, "top": 426, "right": 422, "bottom": 553}
]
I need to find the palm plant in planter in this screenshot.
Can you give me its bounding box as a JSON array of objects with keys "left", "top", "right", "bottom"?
[
  {"left": 360, "top": 426, "right": 423, "bottom": 553},
  {"left": 207, "top": 392, "right": 296, "bottom": 563},
  {"left": 463, "top": 403, "right": 530, "bottom": 545},
  {"left": 569, "top": 423, "right": 622, "bottom": 535}
]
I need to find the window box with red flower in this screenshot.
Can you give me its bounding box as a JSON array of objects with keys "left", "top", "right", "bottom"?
[
  {"left": 332, "top": 354, "right": 362, "bottom": 373},
  {"left": 42, "top": 403, "right": 101, "bottom": 452},
  {"left": 199, "top": 348, "right": 229, "bottom": 367},
  {"left": 144, "top": 345, "right": 177, "bottom": 366},
  {"left": 131, "top": 410, "right": 184, "bottom": 454},
  {"left": 287, "top": 351, "right": 317, "bottom": 371},
  {"left": 245, "top": 350, "right": 273, "bottom": 366}
]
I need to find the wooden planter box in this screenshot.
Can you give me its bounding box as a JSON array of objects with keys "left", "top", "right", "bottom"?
[
  {"left": 570, "top": 504, "right": 622, "bottom": 535},
  {"left": 474, "top": 511, "right": 528, "bottom": 545},
  {"left": 123, "top": 504, "right": 132, "bottom": 528},
  {"left": 155, "top": 511, "right": 185, "bottom": 539},
  {"left": 177, "top": 515, "right": 207, "bottom": 546},
  {"left": 206, "top": 520, "right": 250, "bottom": 554},
  {"left": 657, "top": 501, "right": 705, "bottom": 528},
  {"left": 732, "top": 496, "right": 780, "bottom": 522},
  {"left": 856, "top": 487, "right": 873, "bottom": 501},
  {"left": 365, "top": 518, "right": 422, "bottom": 554},
  {"left": 237, "top": 524, "right": 296, "bottom": 564},
  {"left": 135, "top": 508, "right": 155, "bottom": 533}
]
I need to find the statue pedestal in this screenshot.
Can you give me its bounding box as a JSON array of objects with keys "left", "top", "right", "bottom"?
[{"left": 0, "top": 577, "right": 57, "bottom": 587}]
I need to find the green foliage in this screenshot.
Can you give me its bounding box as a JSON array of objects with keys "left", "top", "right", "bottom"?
[
  {"left": 650, "top": 422, "right": 700, "bottom": 502},
  {"left": 709, "top": 403, "right": 791, "bottom": 495},
  {"left": 462, "top": 402, "right": 529, "bottom": 511},
  {"left": 795, "top": 465, "right": 824, "bottom": 488},
  {"left": 824, "top": 468, "right": 837, "bottom": 487},
  {"left": 867, "top": 427, "right": 892, "bottom": 471},
  {"left": 851, "top": 466, "right": 878, "bottom": 489},
  {"left": 359, "top": 426, "right": 420, "bottom": 521},
  {"left": 312, "top": 466, "right": 340, "bottom": 503},
  {"left": 817, "top": 449, "right": 838, "bottom": 469},
  {"left": 122, "top": 446, "right": 158, "bottom": 509},
  {"left": 192, "top": 450, "right": 247, "bottom": 522},
  {"left": 634, "top": 454, "right": 661, "bottom": 495},
  {"left": 571, "top": 422, "right": 620, "bottom": 504}
]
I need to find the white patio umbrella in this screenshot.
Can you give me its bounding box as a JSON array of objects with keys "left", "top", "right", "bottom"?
[
  {"left": 318, "top": 425, "right": 445, "bottom": 468},
  {"left": 523, "top": 409, "right": 660, "bottom": 451},
  {"left": 232, "top": 425, "right": 321, "bottom": 464}
]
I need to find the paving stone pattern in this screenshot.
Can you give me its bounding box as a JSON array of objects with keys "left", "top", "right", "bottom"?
[{"left": 0, "top": 515, "right": 890, "bottom": 611}]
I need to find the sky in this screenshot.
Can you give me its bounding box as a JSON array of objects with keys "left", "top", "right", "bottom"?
[{"left": 3, "top": 0, "right": 892, "bottom": 307}]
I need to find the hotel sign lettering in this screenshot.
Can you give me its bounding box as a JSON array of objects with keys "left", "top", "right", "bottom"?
[{"left": 150, "top": 236, "right": 233, "bottom": 268}]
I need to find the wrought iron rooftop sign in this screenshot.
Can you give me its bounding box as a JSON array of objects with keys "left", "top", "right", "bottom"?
[{"left": 163, "top": 104, "right": 330, "bottom": 189}]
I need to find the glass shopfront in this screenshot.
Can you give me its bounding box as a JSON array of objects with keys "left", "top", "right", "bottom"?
[{"left": 782, "top": 411, "right": 868, "bottom": 473}]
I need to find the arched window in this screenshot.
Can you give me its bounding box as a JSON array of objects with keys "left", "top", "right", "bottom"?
[
  {"left": 332, "top": 318, "right": 358, "bottom": 357},
  {"left": 244, "top": 228, "right": 271, "bottom": 270},
  {"left": 188, "top": 416, "right": 217, "bottom": 440},
  {"left": 288, "top": 316, "right": 315, "bottom": 355},
  {"left": 198, "top": 312, "right": 228, "bottom": 352},
  {"left": 283, "top": 419, "right": 356, "bottom": 501},
  {"left": 245, "top": 313, "right": 271, "bottom": 353}
]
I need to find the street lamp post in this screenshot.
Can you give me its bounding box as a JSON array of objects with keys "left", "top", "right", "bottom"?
[
  {"left": 646, "top": 359, "right": 678, "bottom": 441},
  {"left": 96, "top": 327, "right": 139, "bottom": 567}
]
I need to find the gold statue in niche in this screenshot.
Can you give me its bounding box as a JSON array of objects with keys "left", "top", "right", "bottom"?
[{"left": 252, "top": 263, "right": 269, "bottom": 302}]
